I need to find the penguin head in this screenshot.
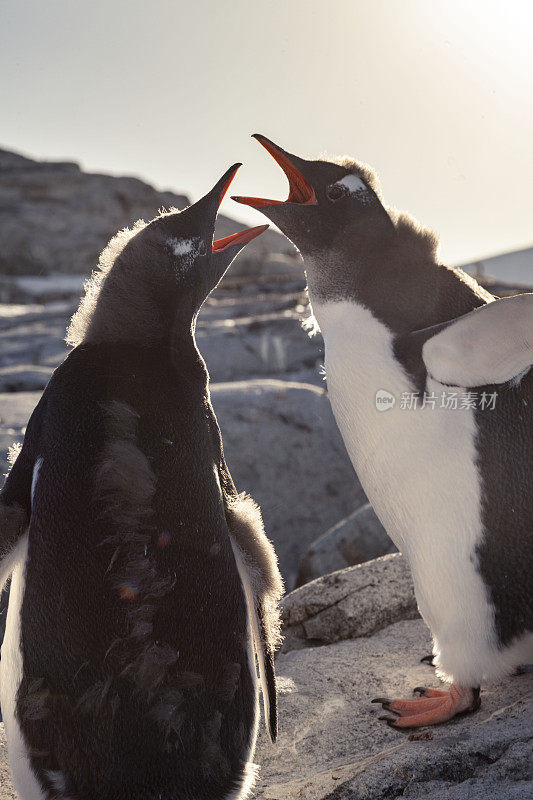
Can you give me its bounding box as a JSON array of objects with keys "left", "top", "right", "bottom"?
[
  {"left": 232, "top": 135, "right": 394, "bottom": 260},
  {"left": 232, "top": 136, "right": 444, "bottom": 333},
  {"left": 119, "top": 163, "right": 268, "bottom": 318},
  {"left": 68, "top": 165, "right": 268, "bottom": 346}
]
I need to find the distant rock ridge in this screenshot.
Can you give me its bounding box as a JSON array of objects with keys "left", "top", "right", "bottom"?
[{"left": 0, "top": 147, "right": 290, "bottom": 276}]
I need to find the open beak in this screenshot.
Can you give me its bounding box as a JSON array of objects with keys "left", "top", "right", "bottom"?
[
  {"left": 212, "top": 224, "right": 269, "bottom": 252},
  {"left": 232, "top": 134, "right": 317, "bottom": 208},
  {"left": 210, "top": 162, "right": 269, "bottom": 251}
]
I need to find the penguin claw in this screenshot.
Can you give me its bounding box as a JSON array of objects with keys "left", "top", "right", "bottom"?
[
  {"left": 420, "top": 654, "right": 435, "bottom": 666},
  {"left": 371, "top": 685, "right": 479, "bottom": 728},
  {"left": 413, "top": 687, "right": 447, "bottom": 698},
  {"left": 371, "top": 697, "right": 392, "bottom": 704}
]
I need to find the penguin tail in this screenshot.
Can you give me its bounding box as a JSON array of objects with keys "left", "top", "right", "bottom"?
[{"left": 257, "top": 607, "right": 278, "bottom": 743}]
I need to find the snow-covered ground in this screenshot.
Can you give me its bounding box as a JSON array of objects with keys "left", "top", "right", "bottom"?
[
  {"left": 460, "top": 245, "right": 533, "bottom": 285},
  {"left": 12, "top": 273, "right": 86, "bottom": 298}
]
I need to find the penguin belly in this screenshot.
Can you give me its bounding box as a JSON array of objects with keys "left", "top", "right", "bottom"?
[
  {"left": 314, "top": 299, "right": 529, "bottom": 686},
  {"left": 0, "top": 533, "right": 46, "bottom": 800}
]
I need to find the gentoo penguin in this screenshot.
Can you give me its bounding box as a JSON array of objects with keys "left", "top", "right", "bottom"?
[
  {"left": 233, "top": 135, "right": 533, "bottom": 728},
  {"left": 0, "top": 163, "right": 283, "bottom": 799}
]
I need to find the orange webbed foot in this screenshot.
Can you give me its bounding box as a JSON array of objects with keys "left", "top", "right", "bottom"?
[{"left": 372, "top": 685, "right": 480, "bottom": 728}]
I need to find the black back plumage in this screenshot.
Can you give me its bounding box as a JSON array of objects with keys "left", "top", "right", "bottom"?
[
  {"left": 17, "top": 340, "right": 255, "bottom": 799},
  {"left": 473, "top": 370, "right": 533, "bottom": 646}
]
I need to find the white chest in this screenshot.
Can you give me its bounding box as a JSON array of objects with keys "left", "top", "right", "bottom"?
[{"left": 312, "top": 301, "right": 487, "bottom": 625}]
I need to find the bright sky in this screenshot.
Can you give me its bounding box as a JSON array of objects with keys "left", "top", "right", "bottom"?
[{"left": 1, "top": 0, "right": 532, "bottom": 265}]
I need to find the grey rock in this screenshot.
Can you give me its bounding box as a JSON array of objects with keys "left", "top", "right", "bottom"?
[
  {"left": 2, "top": 274, "right": 86, "bottom": 304},
  {"left": 281, "top": 553, "right": 418, "bottom": 653},
  {"left": 280, "top": 367, "right": 324, "bottom": 388},
  {"left": 0, "top": 320, "right": 67, "bottom": 369},
  {"left": 0, "top": 301, "right": 75, "bottom": 330},
  {"left": 251, "top": 618, "right": 533, "bottom": 800},
  {"left": 0, "top": 392, "right": 37, "bottom": 430},
  {"left": 211, "top": 380, "right": 365, "bottom": 586},
  {"left": 197, "top": 312, "right": 323, "bottom": 383},
  {"left": 0, "top": 147, "right": 289, "bottom": 277},
  {"left": 251, "top": 253, "right": 303, "bottom": 276},
  {"left": 0, "top": 727, "right": 16, "bottom": 800},
  {"left": 199, "top": 290, "right": 305, "bottom": 323},
  {"left": 0, "top": 365, "right": 53, "bottom": 392},
  {"left": 296, "top": 503, "right": 397, "bottom": 586}
]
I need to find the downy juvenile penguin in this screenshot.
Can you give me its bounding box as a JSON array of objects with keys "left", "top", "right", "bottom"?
[
  {"left": 233, "top": 135, "right": 533, "bottom": 728},
  {"left": 0, "top": 163, "right": 283, "bottom": 798}
]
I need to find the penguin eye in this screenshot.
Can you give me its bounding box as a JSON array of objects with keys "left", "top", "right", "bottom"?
[{"left": 326, "top": 184, "right": 345, "bottom": 202}]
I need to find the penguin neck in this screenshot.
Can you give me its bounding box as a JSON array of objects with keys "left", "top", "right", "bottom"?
[
  {"left": 169, "top": 316, "right": 209, "bottom": 381},
  {"left": 80, "top": 266, "right": 199, "bottom": 345},
  {"left": 79, "top": 288, "right": 208, "bottom": 382},
  {"left": 304, "top": 244, "right": 490, "bottom": 337}
]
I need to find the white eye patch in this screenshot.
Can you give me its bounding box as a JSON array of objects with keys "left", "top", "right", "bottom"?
[
  {"left": 337, "top": 174, "right": 368, "bottom": 195},
  {"left": 166, "top": 236, "right": 203, "bottom": 273}
]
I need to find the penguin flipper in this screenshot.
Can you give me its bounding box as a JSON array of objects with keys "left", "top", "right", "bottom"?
[
  {"left": 225, "top": 492, "right": 284, "bottom": 743},
  {"left": 229, "top": 542, "right": 281, "bottom": 743},
  {"left": 0, "top": 496, "right": 29, "bottom": 592},
  {"left": 0, "top": 445, "right": 34, "bottom": 591},
  {"left": 422, "top": 293, "right": 533, "bottom": 387},
  {"left": 0, "top": 395, "right": 45, "bottom": 590}
]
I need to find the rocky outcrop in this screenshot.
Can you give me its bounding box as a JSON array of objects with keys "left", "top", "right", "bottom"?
[
  {"left": 282, "top": 553, "right": 418, "bottom": 653},
  {"left": 197, "top": 311, "right": 322, "bottom": 384},
  {"left": 296, "top": 503, "right": 396, "bottom": 586},
  {"left": 206, "top": 380, "right": 365, "bottom": 586},
  {"left": 256, "top": 556, "right": 532, "bottom": 798},
  {"left": 0, "top": 731, "right": 15, "bottom": 800},
  {"left": 0, "top": 148, "right": 289, "bottom": 276},
  {"left": 0, "top": 365, "right": 54, "bottom": 392},
  {"left": 253, "top": 618, "right": 533, "bottom": 800}
]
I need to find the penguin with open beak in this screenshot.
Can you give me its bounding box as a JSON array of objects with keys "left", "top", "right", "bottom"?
[
  {"left": 0, "top": 164, "right": 283, "bottom": 799},
  {"left": 233, "top": 136, "right": 533, "bottom": 729}
]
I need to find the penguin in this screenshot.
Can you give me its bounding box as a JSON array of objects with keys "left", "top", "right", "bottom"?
[
  {"left": 233, "top": 135, "right": 533, "bottom": 728},
  {"left": 0, "top": 163, "right": 284, "bottom": 799}
]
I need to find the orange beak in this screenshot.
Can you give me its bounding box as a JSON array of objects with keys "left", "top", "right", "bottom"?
[
  {"left": 212, "top": 224, "right": 269, "bottom": 252},
  {"left": 212, "top": 163, "right": 269, "bottom": 251},
  {"left": 232, "top": 134, "right": 317, "bottom": 208}
]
